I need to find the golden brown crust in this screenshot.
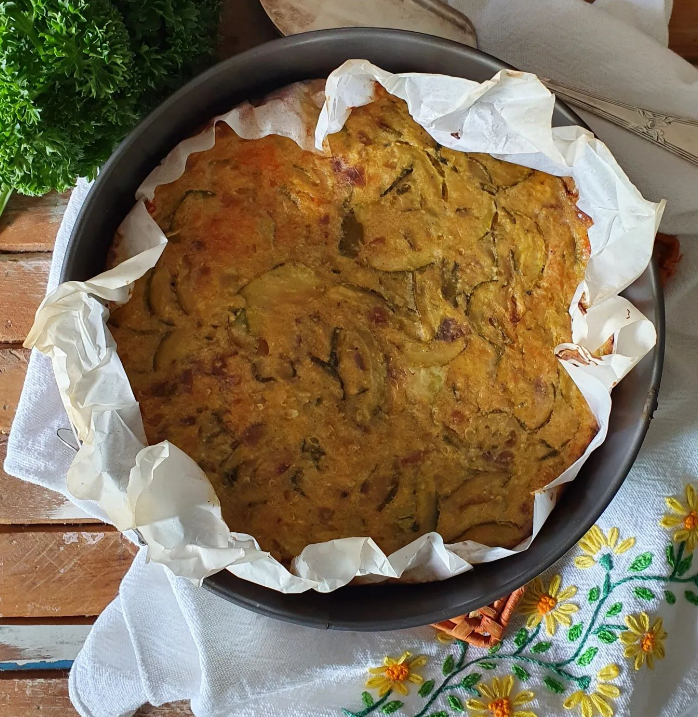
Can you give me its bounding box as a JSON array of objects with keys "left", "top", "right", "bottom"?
[{"left": 108, "top": 86, "right": 597, "bottom": 564}]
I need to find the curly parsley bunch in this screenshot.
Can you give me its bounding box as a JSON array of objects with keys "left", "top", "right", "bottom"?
[{"left": 0, "top": 0, "right": 221, "bottom": 209}]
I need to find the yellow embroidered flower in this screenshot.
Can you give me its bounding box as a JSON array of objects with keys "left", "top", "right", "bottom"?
[
  {"left": 518, "top": 574, "right": 579, "bottom": 636},
  {"left": 620, "top": 612, "right": 667, "bottom": 670},
  {"left": 563, "top": 664, "right": 621, "bottom": 717},
  {"left": 575, "top": 526, "right": 635, "bottom": 569},
  {"left": 365, "top": 651, "right": 427, "bottom": 696},
  {"left": 660, "top": 484, "right": 698, "bottom": 552},
  {"left": 436, "top": 630, "right": 456, "bottom": 644},
  {"left": 466, "top": 675, "right": 536, "bottom": 717}
]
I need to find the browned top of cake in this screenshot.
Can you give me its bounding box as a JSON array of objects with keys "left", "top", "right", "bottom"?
[{"left": 108, "top": 85, "right": 597, "bottom": 564}]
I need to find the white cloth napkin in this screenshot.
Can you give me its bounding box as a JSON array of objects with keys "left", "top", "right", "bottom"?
[{"left": 5, "top": 1, "right": 698, "bottom": 716}]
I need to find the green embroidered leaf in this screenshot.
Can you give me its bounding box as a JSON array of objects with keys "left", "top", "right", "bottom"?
[
  {"left": 597, "top": 630, "right": 618, "bottom": 644},
  {"left": 578, "top": 676, "right": 592, "bottom": 690},
  {"left": 666, "top": 544, "right": 676, "bottom": 567},
  {"left": 512, "top": 665, "right": 531, "bottom": 681},
  {"left": 685, "top": 590, "right": 698, "bottom": 606},
  {"left": 488, "top": 642, "right": 502, "bottom": 655},
  {"left": 442, "top": 654, "right": 455, "bottom": 675},
  {"left": 381, "top": 701, "right": 404, "bottom": 714},
  {"left": 603, "top": 573, "right": 612, "bottom": 597},
  {"left": 588, "top": 587, "right": 600, "bottom": 603},
  {"left": 480, "top": 662, "right": 497, "bottom": 670},
  {"left": 418, "top": 680, "right": 435, "bottom": 698},
  {"left": 425, "top": 712, "right": 448, "bottom": 717},
  {"left": 577, "top": 647, "right": 599, "bottom": 666},
  {"left": 448, "top": 695, "right": 465, "bottom": 712},
  {"left": 567, "top": 623, "right": 583, "bottom": 641},
  {"left": 605, "top": 602, "right": 623, "bottom": 617},
  {"left": 634, "top": 587, "right": 656, "bottom": 601},
  {"left": 514, "top": 628, "right": 529, "bottom": 648},
  {"left": 629, "top": 552, "right": 653, "bottom": 572},
  {"left": 461, "top": 673, "right": 482, "bottom": 691},
  {"left": 677, "top": 554, "right": 694, "bottom": 577},
  {"left": 544, "top": 677, "right": 565, "bottom": 694},
  {"left": 532, "top": 642, "right": 552, "bottom": 653},
  {"left": 665, "top": 590, "right": 677, "bottom": 605},
  {"left": 361, "top": 692, "right": 374, "bottom": 707},
  {"left": 342, "top": 709, "right": 357, "bottom": 717},
  {"left": 599, "top": 553, "right": 614, "bottom": 571}
]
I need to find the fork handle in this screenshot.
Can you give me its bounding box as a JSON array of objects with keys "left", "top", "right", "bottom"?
[{"left": 542, "top": 78, "right": 698, "bottom": 168}]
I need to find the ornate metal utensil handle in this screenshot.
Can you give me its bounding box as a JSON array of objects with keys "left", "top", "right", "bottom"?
[{"left": 542, "top": 79, "right": 698, "bottom": 168}]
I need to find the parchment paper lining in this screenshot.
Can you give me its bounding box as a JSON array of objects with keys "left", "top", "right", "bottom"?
[{"left": 25, "top": 61, "right": 663, "bottom": 593}]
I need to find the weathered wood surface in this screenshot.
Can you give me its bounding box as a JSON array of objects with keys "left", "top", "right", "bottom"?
[
  {"left": 219, "top": 0, "right": 278, "bottom": 56},
  {"left": 0, "top": 192, "right": 70, "bottom": 254},
  {"left": 0, "top": 528, "right": 135, "bottom": 618},
  {"left": 0, "top": 254, "right": 50, "bottom": 345},
  {"left": 0, "top": 677, "right": 194, "bottom": 717},
  {"left": 0, "top": 438, "right": 95, "bottom": 525},
  {"left": 0, "top": 346, "right": 95, "bottom": 525},
  {"left": 0, "top": 349, "right": 29, "bottom": 435},
  {"left": 0, "top": 623, "right": 92, "bottom": 671},
  {"left": 0, "top": 677, "right": 77, "bottom": 717},
  {"left": 669, "top": 0, "right": 698, "bottom": 63}
]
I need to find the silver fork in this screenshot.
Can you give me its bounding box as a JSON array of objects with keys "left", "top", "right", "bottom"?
[{"left": 541, "top": 79, "right": 698, "bottom": 168}]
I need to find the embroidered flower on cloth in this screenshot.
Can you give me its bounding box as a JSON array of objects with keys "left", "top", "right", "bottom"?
[
  {"left": 365, "top": 651, "right": 427, "bottom": 696},
  {"left": 563, "top": 664, "right": 621, "bottom": 717},
  {"left": 660, "top": 484, "right": 698, "bottom": 552},
  {"left": 620, "top": 612, "right": 667, "bottom": 670},
  {"left": 518, "top": 574, "right": 579, "bottom": 635},
  {"left": 575, "top": 526, "right": 635, "bottom": 569},
  {"left": 466, "top": 676, "right": 536, "bottom": 717}
]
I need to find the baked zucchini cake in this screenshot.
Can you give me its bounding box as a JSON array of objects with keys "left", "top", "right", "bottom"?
[{"left": 109, "top": 85, "right": 598, "bottom": 564}]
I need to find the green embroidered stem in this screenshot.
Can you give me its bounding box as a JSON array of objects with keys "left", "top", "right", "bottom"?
[
  {"left": 615, "top": 573, "right": 697, "bottom": 586},
  {"left": 513, "top": 624, "right": 541, "bottom": 655},
  {"left": 671, "top": 542, "right": 686, "bottom": 579},
  {"left": 559, "top": 568, "right": 698, "bottom": 667},
  {"left": 447, "top": 654, "right": 583, "bottom": 686},
  {"left": 495, "top": 654, "right": 586, "bottom": 685},
  {"left": 559, "top": 577, "right": 616, "bottom": 665},
  {"left": 412, "top": 651, "right": 588, "bottom": 717},
  {"left": 412, "top": 657, "right": 470, "bottom": 716},
  {"left": 342, "top": 690, "right": 393, "bottom": 717},
  {"left": 455, "top": 640, "right": 468, "bottom": 669}
]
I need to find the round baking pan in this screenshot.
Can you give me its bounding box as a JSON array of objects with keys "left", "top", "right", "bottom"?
[{"left": 60, "top": 28, "right": 665, "bottom": 631}]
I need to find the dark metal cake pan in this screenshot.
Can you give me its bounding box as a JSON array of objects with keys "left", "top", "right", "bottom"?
[{"left": 60, "top": 28, "right": 665, "bottom": 631}]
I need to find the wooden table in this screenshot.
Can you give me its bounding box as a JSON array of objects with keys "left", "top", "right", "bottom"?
[{"left": 0, "top": 2, "right": 695, "bottom": 715}]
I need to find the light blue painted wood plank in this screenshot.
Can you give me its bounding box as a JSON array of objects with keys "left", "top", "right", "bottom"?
[
  {"left": 0, "top": 659, "right": 74, "bottom": 671},
  {"left": 0, "top": 623, "right": 91, "bottom": 671}
]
